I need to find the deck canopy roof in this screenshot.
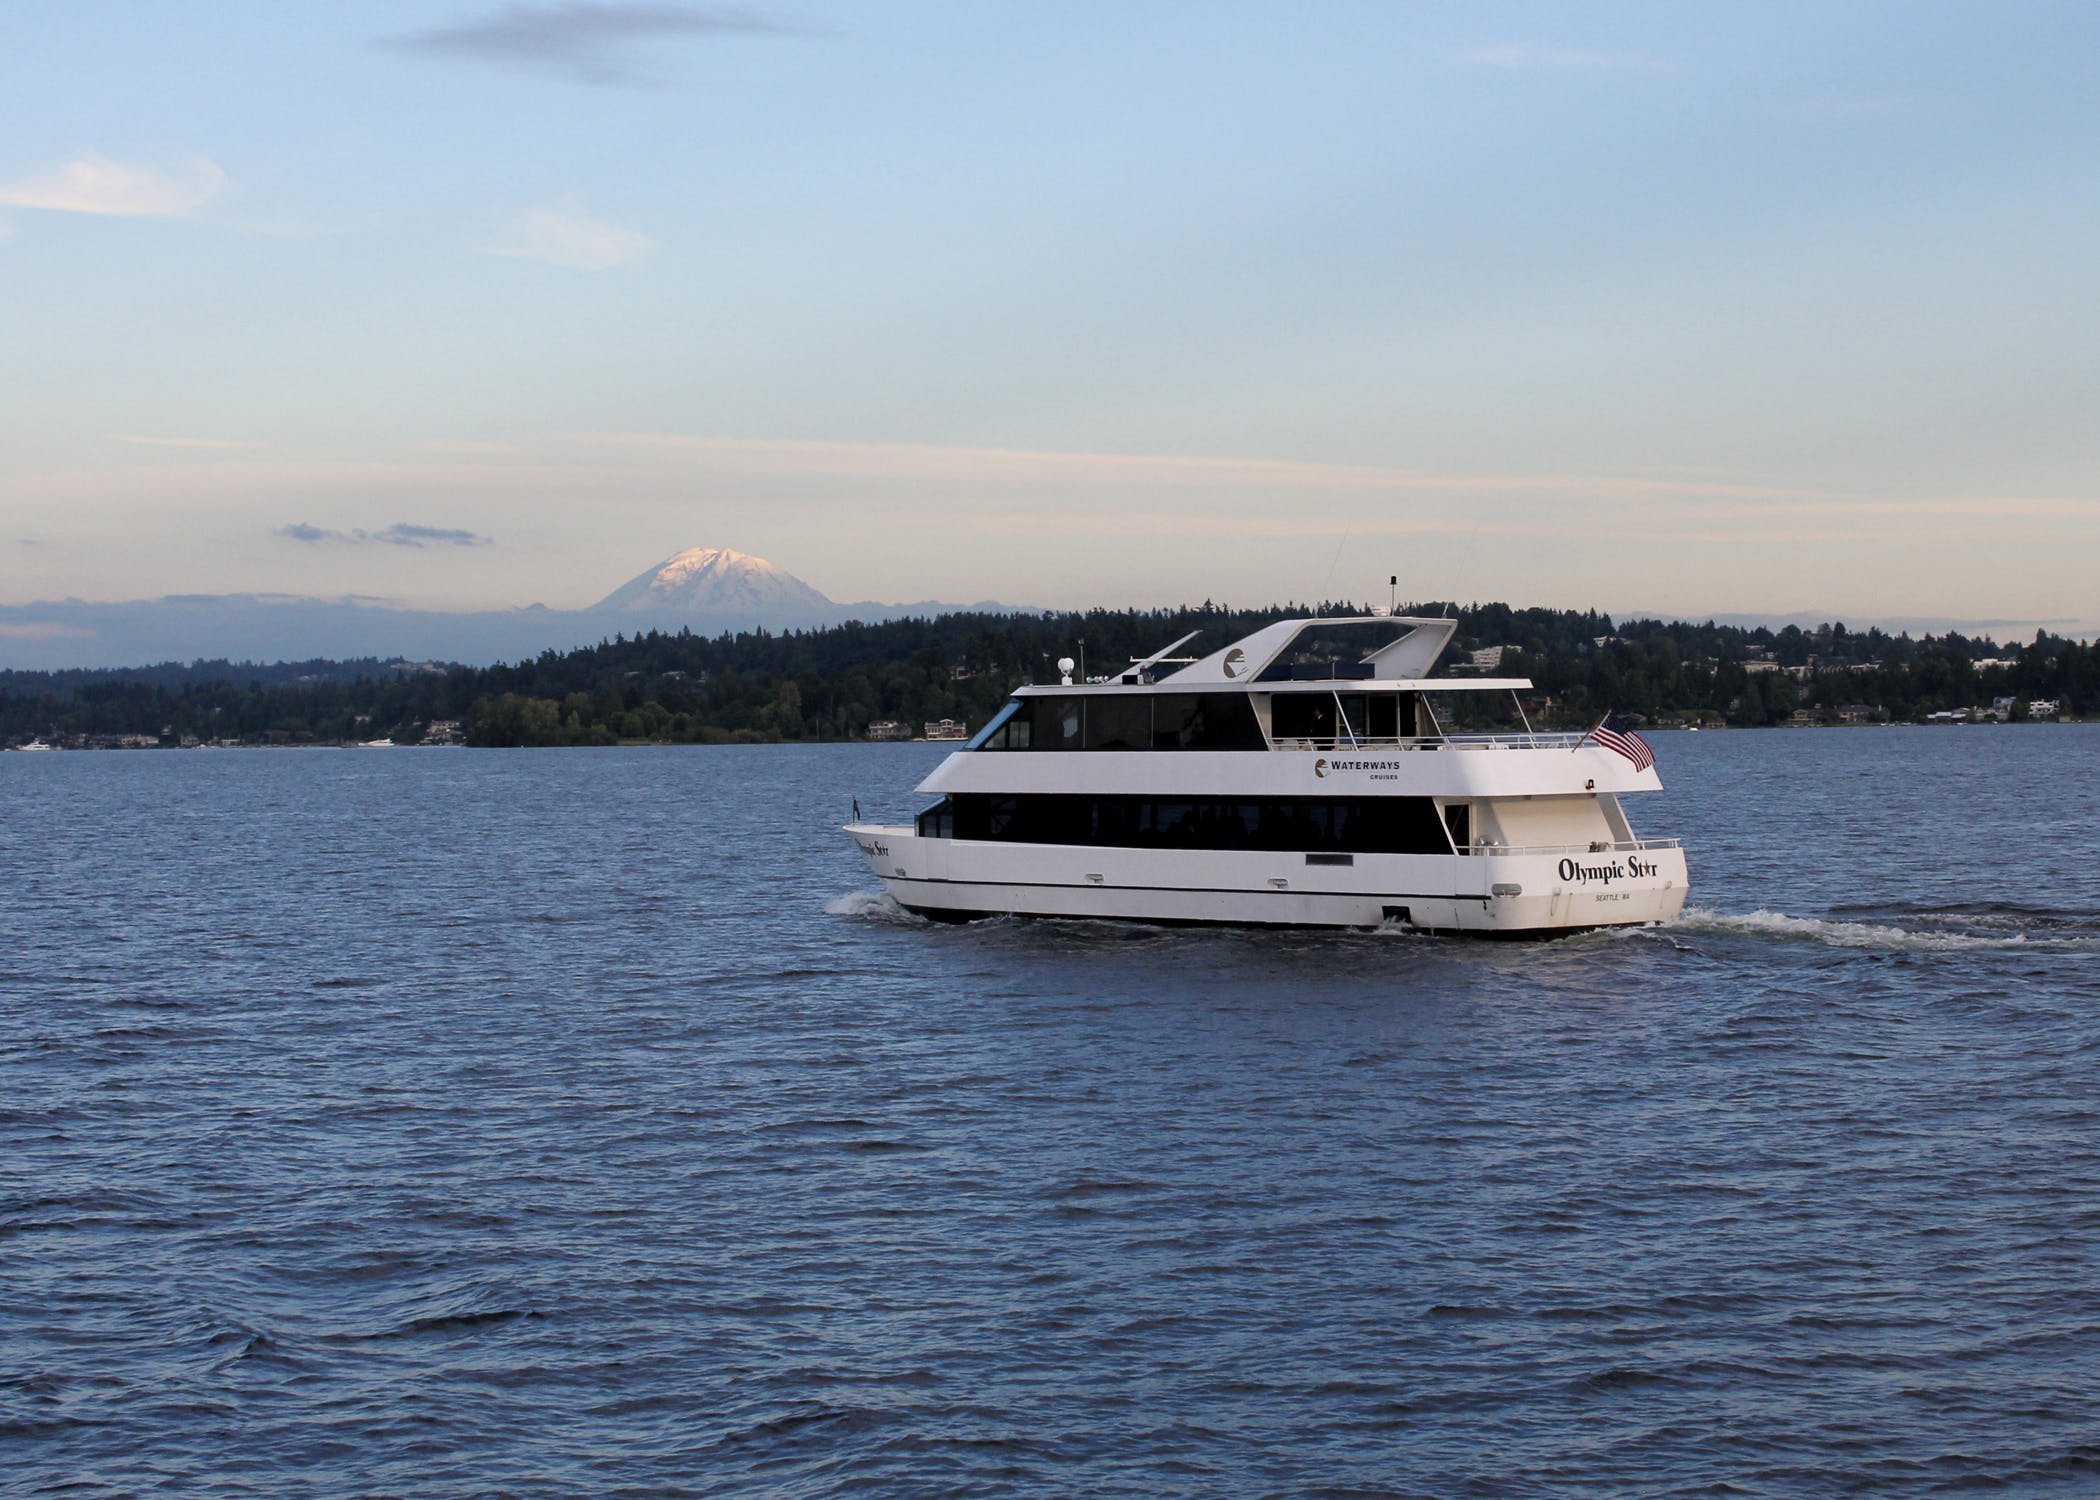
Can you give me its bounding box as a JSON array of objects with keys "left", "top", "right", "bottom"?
[
  {"left": 1175, "top": 615, "right": 1456, "bottom": 685},
  {"left": 1015, "top": 676, "right": 1535, "bottom": 695},
  {"left": 1017, "top": 615, "right": 1534, "bottom": 693}
]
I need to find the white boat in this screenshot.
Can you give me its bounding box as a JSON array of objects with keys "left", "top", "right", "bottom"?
[{"left": 844, "top": 614, "right": 1688, "bottom": 935}]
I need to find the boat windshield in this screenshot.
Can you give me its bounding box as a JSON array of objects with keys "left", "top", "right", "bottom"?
[{"left": 966, "top": 700, "right": 1027, "bottom": 750}]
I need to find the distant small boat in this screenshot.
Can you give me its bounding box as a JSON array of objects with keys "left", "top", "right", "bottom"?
[
  {"left": 17, "top": 739, "right": 57, "bottom": 752},
  {"left": 358, "top": 738, "right": 397, "bottom": 748}
]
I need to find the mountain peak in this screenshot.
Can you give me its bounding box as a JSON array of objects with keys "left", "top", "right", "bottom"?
[
  {"left": 594, "top": 547, "right": 836, "bottom": 617},
  {"left": 653, "top": 545, "right": 762, "bottom": 580}
]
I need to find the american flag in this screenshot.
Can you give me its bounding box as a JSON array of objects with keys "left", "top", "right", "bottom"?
[{"left": 1591, "top": 713, "right": 1655, "bottom": 772}]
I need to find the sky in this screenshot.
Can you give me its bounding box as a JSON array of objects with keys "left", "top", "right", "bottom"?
[{"left": 3, "top": 1, "right": 2097, "bottom": 627}]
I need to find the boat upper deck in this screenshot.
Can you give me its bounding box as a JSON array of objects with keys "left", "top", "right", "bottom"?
[
  {"left": 927, "top": 612, "right": 1664, "bottom": 794},
  {"left": 969, "top": 615, "right": 1565, "bottom": 753}
]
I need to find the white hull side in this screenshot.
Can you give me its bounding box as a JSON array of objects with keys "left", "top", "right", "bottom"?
[{"left": 845, "top": 826, "right": 1687, "bottom": 934}]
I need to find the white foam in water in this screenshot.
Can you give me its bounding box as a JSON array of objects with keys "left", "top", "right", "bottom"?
[
  {"left": 823, "top": 890, "right": 923, "bottom": 923},
  {"left": 1669, "top": 906, "right": 2097, "bottom": 952}
]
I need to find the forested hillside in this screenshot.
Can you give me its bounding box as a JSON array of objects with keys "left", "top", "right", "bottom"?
[{"left": 3, "top": 602, "right": 2093, "bottom": 747}]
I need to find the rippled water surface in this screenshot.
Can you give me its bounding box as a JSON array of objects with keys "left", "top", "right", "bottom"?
[{"left": 7, "top": 728, "right": 2100, "bottom": 1497}]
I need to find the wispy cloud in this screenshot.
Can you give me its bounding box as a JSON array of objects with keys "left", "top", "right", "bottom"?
[
  {"left": 47, "top": 434, "right": 2094, "bottom": 552},
  {"left": 381, "top": 3, "right": 790, "bottom": 86},
  {"left": 1463, "top": 44, "right": 1672, "bottom": 74},
  {"left": 277, "top": 522, "right": 493, "bottom": 548},
  {"left": 0, "top": 622, "right": 94, "bottom": 642},
  {"left": 389, "top": 524, "right": 494, "bottom": 547},
  {"left": 0, "top": 153, "right": 225, "bottom": 217},
  {"left": 117, "top": 435, "right": 261, "bottom": 451},
  {"left": 487, "top": 200, "right": 653, "bottom": 269},
  {"left": 1779, "top": 96, "right": 1904, "bottom": 120},
  {"left": 555, "top": 431, "right": 1840, "bottom": 503}
]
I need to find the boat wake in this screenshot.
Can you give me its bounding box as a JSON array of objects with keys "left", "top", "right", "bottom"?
[
  {"left": 1668, "top": 906, "right": 2100, "bottom": 953},
  {"left": 826, "top": 892, "right": 2100, "bottom": 953}
]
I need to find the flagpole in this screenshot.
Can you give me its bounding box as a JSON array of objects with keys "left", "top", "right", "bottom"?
[{"left": 1572, "top": 714, "right": 1606, "bottom": 752}]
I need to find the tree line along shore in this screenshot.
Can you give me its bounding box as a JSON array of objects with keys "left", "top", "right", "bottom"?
[{"left": 2, "top": 602, "right": 2094, "bottom": 749}]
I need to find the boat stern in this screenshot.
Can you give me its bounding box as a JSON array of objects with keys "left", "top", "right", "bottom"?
[{"left": 1470, "top": 842, "right": 1690, "bottom": 933}]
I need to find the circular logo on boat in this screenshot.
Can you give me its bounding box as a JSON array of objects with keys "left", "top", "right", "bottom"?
[
  {"left": 1313, "top": 757, "right": 1328, "bottom": 778},
  {"left": 1222, "top": 647, "right": 1247, "bottom": 679}
]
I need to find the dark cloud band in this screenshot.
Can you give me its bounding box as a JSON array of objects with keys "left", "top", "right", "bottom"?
[
  {"left": 277, "top": 523, "right": 492, "bottom": 548},
  {"left": 380, "top": 3, "right": 791, "bottom": 86}
]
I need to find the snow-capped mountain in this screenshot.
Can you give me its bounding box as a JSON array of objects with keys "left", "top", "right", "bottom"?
[{"left": 594, "top": 547, "right": 836, "bottom": 618}]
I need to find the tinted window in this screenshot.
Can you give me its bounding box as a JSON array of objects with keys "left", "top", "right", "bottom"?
[
  {"left": 1083, "top": 695, "right": 1150, "bottom": 750},
  {"left": 1271, "top": 694, "right": 1339, "bottom": 741},
  {"left": 1007, "top": 693, "right": 1267, "bottom": 750},
  {"left": 941, "top": 795, "right": 1452, "bottom": 853},
  {"left": 916, "top": 797, "right": 953, "bottom": 838},
  {"left": 1153, "top": 693, "right": 1266, "bottom": 750},
  {"left": 1151, "top": 697, "right": 1191, "bottom": 750},
  {"left": 1030, "top": 697, "right": 1085, "bottom": 750},
  {"left": 1274, "top": 693, "right": 1411, "bottom": 741},
  {"left": 1193, "top": 695, "right": 1266, "bottom": 750},
  {"left": 968, "top": 700, "right": 1028, "bottom": 750}
]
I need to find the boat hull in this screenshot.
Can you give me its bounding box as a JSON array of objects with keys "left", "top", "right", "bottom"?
[{"left": 845, "top": 826, "right": 1687, "bottom": 935}]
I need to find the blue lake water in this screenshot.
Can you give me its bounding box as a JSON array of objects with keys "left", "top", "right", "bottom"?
[{"left": 6, "top": 728, "right": 2100, "bottom": 1497}]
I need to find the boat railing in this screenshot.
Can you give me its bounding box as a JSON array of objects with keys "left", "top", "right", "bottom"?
[
  {"left": 1470, "top": 838, "right": 1684, "bottom": 856},
  {"left": 1269, "top": 731, "right": 1591, "bottom": 752}
]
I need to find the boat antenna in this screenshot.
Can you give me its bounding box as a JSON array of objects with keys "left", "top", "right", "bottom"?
[
  {"left": 1322, "top": 520, "right": 1354, "bottom": 607},
  {"left": 1389, "top": 575, "right": 1397, "bottom": 615}
]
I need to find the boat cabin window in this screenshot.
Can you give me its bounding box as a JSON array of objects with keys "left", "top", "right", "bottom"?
[
  {"left": 1150, "top": 694, "right": 1266, "bottom": 751},
  {"left": 1271, "top": 692, "right": 1413, "bottom": 742},
  {"left": 967, "top": 701, "right": 1031, "bottom": 750},
  {"left": 990, "top": 693, "right": 1266, "bottom": 751},
  {"left": 1082, "top": 695, "right": 1150, "bottom": 750},
  {"left": 1030, "top": 697, "right": 1085, "bottom": 750},
  {"left": 1419, "top": 689, "right": 1525, "bottom": 734},
  {"left": 942, "top": 793, "right": 1453, "bottom": 854},
  {"left": 1270, "top": 693, "right": 1337, "bottom": 742},
  {"left": 916, "top": 797, "right": 954, "bottom": 838}
]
